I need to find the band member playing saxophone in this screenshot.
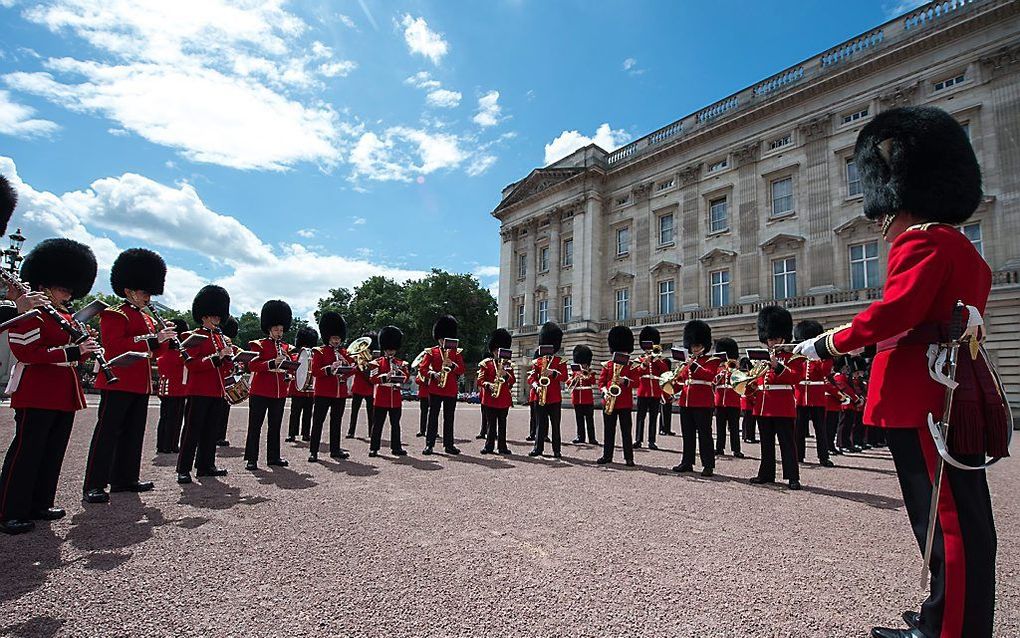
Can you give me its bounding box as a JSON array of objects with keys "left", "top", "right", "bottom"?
[
  {"left": 478, "top": 328, "right": 515, "bottom": 455},
  {"left": 634, "top": 326, "right": 668, "bottom": 450},
  {"left": 529, "top": 322, "right": 568, "bottom": 459},
  {"left": 569, "top": 345, "right": 598, "bottom": 445},
  {"left": 308, "top": 312, "right": 352, "bottom": 462},
  {"left": 713, "top": 337, "right": 744, "bottom": 458},
  {"left": 793, "top": 320, "right": 834, "bottom": 467},
  {"left": 156, "top": 318, "right": 190, "bottom": 454},
  {"left": 368, "top": 326, "right": 409, "bottom": 457},
  {"left": 419, "top": 315, "right": 464, "bottom": 455},
  {"left": 672, "top": 320, "right": 722, "bottom": 477},
  {"left": 244, "top": 300, "right": 293, "bottom": 471},
  {"left": 286, "top": 326, "right": 319, "bottom": 442},
  {"left": 596, "top": 326, "right": 640, "bottom": 467}
]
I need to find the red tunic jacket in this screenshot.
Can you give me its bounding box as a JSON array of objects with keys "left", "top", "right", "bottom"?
[
  {"left": 678, "top": 355, "right": 723, "bottom": 409},
  {"left": 714, "top": 362, "right": 741, "bottom": 409},
  {"left": 311, "top": 346, "right": 352, "bottom": 399},
  {"left": 157, "top": 349, "right": 187, "bottom": 398},
  {"left": 370, "top": 356, "right": 408, "bottom": 409},
  {"left": 478, "top": 357, "right": 515, "bottom": 409},
  {"left": 569, "top": 369, "right": 596, "bottom": 406},
  {"left": 752, "top": 352, "right": 805, "bottom": 419},
  {"left": 598, "top": 360, "right": 641, "bottom": 412},
  {"left": 636, "top": 354, "right": 670, "bottom": 399},
  {"left": 826, "top": 224, "right": 991, "bottom": 428},
  {"left": 795, "top": 359, "right": 833, "bottom": 408},
  {"left": 823, "top": 380, "right": 844, "bottom": 412},
  {"left": 95, "top": 303, "right": 167, "bottom": 395},
  {"left": 7, "top": 310, "right": 86, "bottom": 412},
  {"left": 248, "top": 338, "right": 291, "bottom": 399},
  {"left": 183, "top": 327, "right": 230, "bottom": 398},
  {"left": 419, "top": 346, "right": 465, "bottom": 398},
  {"left": 529, "top": 355, "right": 568, "bottom": 405}
]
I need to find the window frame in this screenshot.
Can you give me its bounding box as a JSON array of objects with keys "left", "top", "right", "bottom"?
[
  {"left": 657, "top": 279, "right": 676, "bottom": 315},
  {"left": 562, "top": 295, "right": 573, "bottom": 323},
  {"left": 517, "top": 253, "right": 527, "bottom": 279},
  {"left": 769, "top": 175, "right": 795, "bottom": 218},
  {"left": 615, "top": 288, "right": 630, "bottom": 320},
  {"left": 616, "top": 226, "right": 631, "bottom": 257},
  {"left": 708, "top": 196, "right": 729, "bottom": 234},
  {"left": 536, "top": 298, "right": 549, "bottom": 324},
  {"left": 538, "top": 246, "right": 549, "bottom": 273},
  {"left": 846, "top": 157, "right": 862, "bottom": 198},
  {"left": 960, "top": 222, "right": 983, "bottom": 257},
  {"left": 710, "top": 269, "right": 731, "bottom": 308},
  {"left": 561, "top": 238, "right": 574, "bottom": 268},
  {"left": 772, "top": 256, "right": 797, "bottom": 300},
  {"left": 657, "top": 212, "right": 675, "bottom": 246},
  {"left": 849, "top": 241, "right": 880, "bottom": 290}
]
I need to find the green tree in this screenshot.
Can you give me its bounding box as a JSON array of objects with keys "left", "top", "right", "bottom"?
[
  {"left": 235, "top": 311, "right": 261, "bottom": 346},
  {"left": 314, "top": 287, "right": 352, "bottom": 323},
  {"left": 75, "top": 292, "right": 124, "bottom": 331}
]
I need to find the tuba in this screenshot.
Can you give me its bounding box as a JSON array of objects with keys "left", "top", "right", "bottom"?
[
  {"left": 347, "top": 336, "right": 374, "bottom": 371},
  {"left": 658, "top": 368, "right": 681, "bottom": 397},
  {"left": 728, "top": 361, "right": 770, "bottom": 396}
]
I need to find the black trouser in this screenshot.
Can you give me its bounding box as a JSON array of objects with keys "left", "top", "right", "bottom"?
[
  {"left": 887, "top": 427, "right": 995, "bottom": 638},
  {"left": 660, "top": 402, "right": 674, "bottom": 434},
  {"left": 478, "top": 404, "right": 487, "bottom": 437},
  {"left": 573, "top": 404, "right": 596, "bottom": 442},
  {"left": 741, "top": 410, "right": 757, "bottom": 441},
  {"left": 679, "top": 407, "right": 715, "bottom": 469},
  {"left": 756, "top": 416, "right": 799, "bottom": 483},
  {"left": 852, "top": 412, "right": 867, "bottom": 446},
  {"left": 371, "top": 406, "right": 403, "bottom": 453},
  {"left": 0, "top": 409, "right": 73, "bottom": 521},
  {"left": 601, "top": 409, "right": 633, "bottom": 463},
  {"left": 348, "top": 394, "right": 374, "bottom": 437},
  {"left": 533, "top": 403, "right": 562, "bottom": 456},
  {"left": 483, "top": 406, "right": 509, "bottom": 452},
  {"left": 83, "top": 390, "right": 149, "bottom": 493},
  {"left": 796, "top": 405, "right": 830, "bottom": 462},
  {"left": 634, "top": 397, "right": 659, "bottom": 445},
  {"left": 156, "top": 396, "right": 185, "bottom": 453},
  {"left": 216, "top": 400, "right": 230, "bottom": 443},
  {"left": 825, "top": 410, "right": 840, "bottom": 452},
  {"left": 418, "top": 397, "right": 429, "bottom": 435},
  {"left": 177, "top": 396, "right": 222, "bottom": 474},
  {"left": 310, "top": 397, "right": 347, "bottom": 456},
  {"left": 245, "top": 396, "right": 286, "bottom": 463},
  {"left": 426, "top": 395, "right": 456, "bottom": 449},
  {"left": 288, "top": 396, "right": 314, "bottom": 438},
  {"left": 715, "top": 406, "right": 741, "bottom": 454},
  {"left": 528, "top": 403, "right": 538, "bottom": 438},
  {"left": 837, "top": 411, "right": 857, "bottom": 449}
]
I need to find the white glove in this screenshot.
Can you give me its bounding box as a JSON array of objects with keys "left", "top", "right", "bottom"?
[
  {"left": 793, "top": 337, "right": 822, "bottom": 361},
  {"left": 963, "top": 304, "right": 984, "bottom": 342}
]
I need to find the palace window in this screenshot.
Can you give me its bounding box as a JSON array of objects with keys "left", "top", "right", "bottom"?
[
  {"left": 849, "top": 241, "right": 879, "bottom": 289},
  {"left": 657, "top": 178, "right": 675, "bottom": 192},
  {"left": 658, "top": 280, "right": 676, "bottom": 315},
  {"left": 658, "top": 213, "right": 675, "bottom": 245},
  {"left": 709, "top": 197, "right": 728, "bottom": 233},
  {"left": 841, "top": 107, "right": 869, "bottom": 125},
  {"left": 615, "top": 195, "right": 629, "bottom": 206},
  {"left": 562, "top": 238, "right": 573, "bottom": 267},
  {"left": 616, "top": 226, "right": 631, "bottom": 257},
  {"left": 538, "top": 246, "right": 549, "bottom": 273},
  {"left": 771, "top": 177, "right": 794, "bottom": 217},
  {"left": 960, "top": 121, "right": 971, "bottom": 141},
  {"left": 961, "top": 222, "right": 983, "bottom": 257},
  {"left": 710, "top": 270, "right": 730, "bottom": 308},
  {"left": 846, "top": 158, "right": 862, "bottom": 197},
  {"left": 517, "top": 253, "right": 527, "bottom": 279},
  {"left": 516, "top": 303, "right": 525, "bottom": 328},
  {"left": 769, "top": 133, "right": 792, "bottom": 151},
  {"left": 773, "top": 257, "right": 797, "bottom": 300},
  {"left": 562, "top": 295, "right": 573, "bottom": 322},
  {"left": 934, "top": 73, "right": 965, "bottom": 92},
  {"left": 537, "top": 299, "right": 549, "bottom": 324},
  {"left": 708, "top": 158, "right": 728, "bottom": 173},
  {"left": 615, "top": 288, "right": 630, "bottom": 320}
]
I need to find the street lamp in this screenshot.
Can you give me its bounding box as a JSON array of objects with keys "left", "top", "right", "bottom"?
[{"left": 3, "top": 228, "right": 25, "bottom": 273}]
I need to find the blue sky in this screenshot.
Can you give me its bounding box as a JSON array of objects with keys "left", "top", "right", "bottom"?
[{"left": 0, "top": 0, "right": 923, "bottom": 317}]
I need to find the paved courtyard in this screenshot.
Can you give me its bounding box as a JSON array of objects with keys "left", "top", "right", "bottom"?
[{"left": 0, "top": 400, "right": 1017, "bottom": 638}]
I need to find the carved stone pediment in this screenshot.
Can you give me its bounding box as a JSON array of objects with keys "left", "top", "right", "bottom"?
[
  {"left": 678, "top": 163, "right": 703, "bottom": 186},
  {"left": 879, "top": 82, "right": 919, "bottom": 108},
  {"left": 733, "top": 141, "right": 760, "bottom": 166},
  {"left": 494, "top": 167, "right": 585, "bottom": 214},
  {"left": 981, "top": 44, "right": 1020, "bottom": 79},
  {"left": 698, "top": 248, "right": 737, "bottom": 267},
  {"left": 759, "top": 233, "right": 806, "bottom": 255},
  {"left": 833, "top": 214, "right": 879, "bottom": 237},
  {"left": 798, "top": 114, "right": 831, "bottom": 141},
  {"left": 649, "top": 259, "right": 681, "bottom": 274},
  {"left": 631, "top": 181, "right": 654, "bottom": 201},
  {"left": 608, "top": 270, "right": 636, "bottom": 285},
  {"left": 534, "top": 284, "right": 548, "bottom": 294}
]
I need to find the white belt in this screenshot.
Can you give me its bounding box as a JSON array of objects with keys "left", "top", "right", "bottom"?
[
  {"left": 380, "top": 383, "right": 403, "bottom": 388},
  {"left": 573, "top": 386, "right": 594, "bottom": 390},
  {"left": 715, "top": 385, "right": 730, "bottom": 390},
  {"left": 764, "top": 384, "right": 793, "bottom": 391},
  {"left": 799, "top": 381, "right": 827, "bottom": 386},
  {"left": 640, "top": 375, "right": 660, "bottom": 380},
  {"left": 685, "top": 380, "right": 713, "bottom": 386}
]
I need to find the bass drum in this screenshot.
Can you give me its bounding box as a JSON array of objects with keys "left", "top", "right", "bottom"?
[
  {"left": 224, "top": 375, "right": 251, "bottom": 406},
  {"left": 295, "top": 347, "right": 314, "bottom": 392}
]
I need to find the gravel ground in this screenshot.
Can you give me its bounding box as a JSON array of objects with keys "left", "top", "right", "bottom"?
[{"left": 0, "top": 399, "right": 1016, "bottom": 638}]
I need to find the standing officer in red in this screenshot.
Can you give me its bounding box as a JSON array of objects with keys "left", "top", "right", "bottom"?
[
  {"left": 478, "top": 328, "right": 515, "bottom": 455},
  {"left": 347, "top": 332, "right": 376, "bottom": 439},
  {"left": 156, "top": 318, "right": 190, "bottom": 454},
  {"left": 634, "top": 326, "right": 668, "bottom": 450},
  {"left": 713, "top": 337, "right": 743, "bottom": 458},
  {"left": 286, "top": 326, "right": 318, "bottom": 443},
  {"left": 796, "top": 106, "right": 1007, "bottom": 638},
  {"left": 569, "top": 345, "right": 598, "bottom": 446},
  {"left": 414, "top": 349, "right": 430, "bottom": 438},
  {"left": 595, "top": 326, "right": 640, "bottom": 467},
  {"left": 672, "top": 320, "right": 722, "bottom": 477},
  {"left": 419, "top": 315, "right": 465, "bottom": 455},
  {"left": 244, "top": 300, "right": 293, "bottom": 471},
  {"left": 793, "top": 320, "right": 835, "bottom": 467},
  {"left": 308, "top": 311, "right": 352, "bottom": 463},
  {"left": 529, "top": 322, "right": 568, "bottom": 458},
  {"left": 525, "top": 347, "right": 540, "bottom": 442},
  {"left": 176, "top": 285, "right": 232, "bottom": 484},
  {"left": 368, "top": 326, "right": 409, "bottom": 457},
  {"left": 215, "top": 315, "right": 240, "bottom": 447},
  {"left": 83, "top": 248, "right": 176, "bottom": 504},
  {"left": 738, "top": 357, "right": 757, "bottom": 443},
  {"left": 0, "top": 238, "right": 100, "bottom": 534}
]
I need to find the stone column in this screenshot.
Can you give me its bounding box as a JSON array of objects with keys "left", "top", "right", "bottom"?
[
  {"left": 799, "top": 114, "right": 835, "bottom": 291},
  {"left": 679, "top": 163, "right": 702, "bottom": 308},
  {"left": 581, "top": 196, "right": 604, "bottom": 321},
  {"left": 524, "top": 221, "right": 537, "bottom": 325},
  {"left": 735, "top": 141, "right": 761, "bottom": 300},
  {"left": 982, "top": 46, "right": 1020, "bottom": 269},
  {"left": 548, "top": 213, "right": 561, "bottom": 321},
  {"left": 634, "top": 187, "right": 652, "bottom": 316},
  {"left": 497, "top": 228, "right": 513, "bottom": 327},
  {"left": 572, "top": 207, "right": 587, "bottom": 321}
]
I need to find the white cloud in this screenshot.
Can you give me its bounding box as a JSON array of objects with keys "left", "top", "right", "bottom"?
[
  {"left": 622, "top": 57, "right": 645, "bottom": 76},
  {"left": 425, "top": 88, "right": 461, "bottom": 108},
  {"left": 473, "top": 266, "right": 500, "bottom": 278},
  {"left": 348, "top": 127, "right": 465, "bottom": 182},
  {"left": 351, "top": 217, "right": 366, "bottom": 226},
  {"left": 319, "top": 60, "right": 357, "bottom": 78},
  {"left": 0, "top": 89, "right": 59, "bottom": 137},
  {"left": 400, "top": 15, "right": 448, "bottom": 65},
  {"left": 466, "top": 154, "right": 496, "bottom": 176},
  {"left": 544, "top": 122, "right": 631, "bottom": 166},
  {"left": 296, "top": 228, "right": 316, "bottom": 238},
  {"left": 473, "top": 90, "right": 501, "bottom": 127},
  {"left": 404, "top": 71, "right": 440, "bottom": 90},
  {"left": 336, "top": 14, "right": 356, "bottom": 29}
]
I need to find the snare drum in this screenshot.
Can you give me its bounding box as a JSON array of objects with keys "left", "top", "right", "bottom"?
[
  {"left": 224, "top": 375, "right": 251, "bottom": 405},
  {"left": 295, "top": 348, "right": 314, "bottom": 393}
]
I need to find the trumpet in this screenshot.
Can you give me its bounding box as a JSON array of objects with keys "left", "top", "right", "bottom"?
[{"left": 604, "top": 362, "right": 624, "bottom": 415}]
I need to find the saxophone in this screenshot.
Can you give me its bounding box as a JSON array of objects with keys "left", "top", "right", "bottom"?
[
  {"left": 490, "top": 358, "right": 508, "bottom": 399},
  {"left": 438, "top": 346, "right": 459, "bottom": 388},
  {"left": 537, "top": 355, "right": 553, "bottom": 406},
  {"left": 604, "top": 361, "right": 624, "bottom": 415}
]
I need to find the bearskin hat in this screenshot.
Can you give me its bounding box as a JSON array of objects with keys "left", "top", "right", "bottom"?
[
  {"left": 260, "top": 299, "right": 292, "bottom": 334},
  {"left": 607, "top": 325, "right": 634, "bottom": 353},
  {"left": 794, "top": 320, "right": 824, "bottom": 342},
  {"left": 110, "top": 248, "right": 166, "bottom": 297},
  {"left": 432, "top": 314, "right": 458, "bottom": 341},
  {"left": 20, "top": 238, "right": 97, "bottom": 301},
  {"left": 221, "top": 315, "right": 239, "bottom": 340},
  {"left": 757, "top": 305, "right": 793, "bottom": 343},
  {"left": 318, "top": 311, "right": 347, "bottom": 344},
  {"left": 538, "top": 321, "right": 563, "bottom": 352},
  {"left": 171, "top": 318, "right": 189, "bottom": 335},
  {"left": 191, "top": 285, "right": 230, "bottom": 324},
  {"left": 488, "top": 328, "right": 512, "bottom": 352},
  {"left": 573, "top": 344, "right": 593, "bottom": 365},
  {"left": 365, "top": 332, "right": 379, "bottom": 352},
  {"left": 715, "top": 337, "right": 739, "bottom": 360},
  {"left": 683, "top": 320, "right": 712, "bottom": 351},
  {"left": 0, "top": 174, "right": 17, "bottom": 236},
  {"left": 854, "top": 106, "right": 981, "bottom": 225},
  {"left": 295, "top": 326, "right": 318, "bottom": 349},
  {"left": 639, "top": 326, "right": 661, "bottom": 347},
  {"left": 378, "top": 325, "right": 403, "bottom": 351}
]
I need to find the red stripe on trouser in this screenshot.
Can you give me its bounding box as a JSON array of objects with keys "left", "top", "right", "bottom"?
[
  {"left": 0, "top": 411, "right": 28, "bottom": 518},
  {"left": 917, "top": 430, "right": 966, "bottom": 638}
]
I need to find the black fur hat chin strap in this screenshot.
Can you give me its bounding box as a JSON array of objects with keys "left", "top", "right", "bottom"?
[{"left": 877, "top": 137, "right": 897, "bottom": 238}]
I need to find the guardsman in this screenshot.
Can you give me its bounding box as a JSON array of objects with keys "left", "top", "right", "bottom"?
[
  {"left": 368, "top": 326, "right": 409, "bottom": 457},
  {"left": 0, "top": 238, "right": 99, "bottom": 534},
  {"left": 595, "top": 326, "right": 640, "bottom": 467},
  {"left": 308, "top": 311, "right": 353, "bottom": 462},
  {"left": 215, "top": 315, "right": 241, "bottom": 447},
  {"left": 0, "top": 175, "right": 48, "bottom": 325},
  {"left": 749, "top": 306, "right": 804, "bottom": 490},
  {"left": 672, "top": 320, "right": 722, "bottom": 477},
  {"left": 83, "top": 248, "right": 175, "bottom": 504},
  {"left": 243, "top": 300, "right": 293, "bottom": 471},
  {"left": 286, "top": 326, "right": 318, "bottom": 443},
  {"left": 414, "top": 350, "right": 430, "bottom": 438},
  {"left": 831, "top": 357, "right": 860, "bottom": 453},
  {"left": 419, "top": 315, "right": 465, "bottom": 456},
  {"left": 347, "top": 332, "right": 376, "bottom": 439},
  {"left": 477, "top": 329, "right": 515, "bottom": 455},
  {"left": 634, "top": 326, "right": 669, "bottom": 450},
  {"left": 822, "top": 369, "right": 843, "bottom": 456},
  {"left": 795, "top": 106, "right": 1008, "bottom": 638},
  {"left": 156, "top": 318, "right": 190, "bottom": 454},
  {"left": 793, "top": 320, "right": 834, "bottom": 467},
  {"left": 528, "top": 322, "right": 568, "bottom": 459},
  {"left": 738, "top": 357, "right": 757, "bottom": 443},
  {"left": 176, "top": 285, "right": 232, "bottom": 484},
  {"left": 569, "top": 345, "right": 598, "bottom": 445},
  {"left": 713, "top": 337, "right": 744, "bottom": 458},
  {"left": 525, "top": 347, "right": 540, "bottom": 442}
]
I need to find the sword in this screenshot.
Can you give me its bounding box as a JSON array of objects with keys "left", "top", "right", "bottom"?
[{"left": 920, "top": 300, "right": 966, "bottom": 590}]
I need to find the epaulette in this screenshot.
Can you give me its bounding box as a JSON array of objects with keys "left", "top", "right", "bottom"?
[
  {"left": 102, "top": 304, "right": 129, "bottom": 319},
  {"left": 479, "top": 357, "right": 493, "bottom": 367}
]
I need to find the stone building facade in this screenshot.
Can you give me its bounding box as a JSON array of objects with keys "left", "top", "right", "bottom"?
[{"left": 492, "top": 0, "right": 1020, "bottom": 412}]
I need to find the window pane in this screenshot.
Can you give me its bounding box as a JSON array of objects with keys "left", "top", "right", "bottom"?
[
  {"left": 562, "top": 239, "right": 573, "bottom": 266},
  {"left": 659, "top": 214, "right": 674, "bottom": 244},
  {"left": 772, "top": 177, "right": 793, "bottom": 215},
  {"left": 846, "top": 159, "right": 861, "bottom": 197},
  {"left": 710, "top": 198, "right": 727, "bottom": 233}
]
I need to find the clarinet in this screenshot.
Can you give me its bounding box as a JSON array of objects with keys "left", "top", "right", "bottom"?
[
  {"left": 0, "top": 268, "right": 118, "bottom": 384},
  {"left": 146, "top": 303, "right": 190, "bottom": 362}
]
